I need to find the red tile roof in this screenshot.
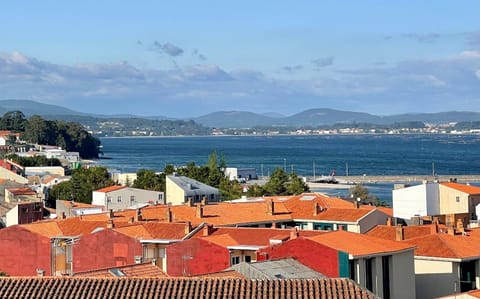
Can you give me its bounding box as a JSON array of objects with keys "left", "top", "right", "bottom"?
[
  {"left": 198, "top": 227, "right": 325, "bottom": 247},
  {"left": 6, "top": 187, "right": 36, "bottom": 195},
  {"left": 367, "top": 224, "right": 447, "bottom": 241},
  {"left": 74, "top": 262, "right": 168, "bottom": 278},
  {"left": 114, "top": 222, "right": 189, "bottom": 240},
  {"left": 403, "top": 233, "right": 480, "bottom": 259},
  {"left": 0, "top": 277, "right": 376, "bottom": 299},
  {"left": 308, "top": 230, "right": 415, "bottom": 257},
  {"left": 440, "top": 182, "right": 480, "bottom": 195},
  {"left": 94, "top": 185, "right": 126, "bottom": 193}
]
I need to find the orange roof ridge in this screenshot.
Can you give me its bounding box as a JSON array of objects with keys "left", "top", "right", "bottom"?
[{"left": 95, "top": 185, "right": 126, "bottom": 193}]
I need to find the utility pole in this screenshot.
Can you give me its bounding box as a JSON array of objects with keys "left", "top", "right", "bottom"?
[
  {"left": 283, "top": 158, "right": 286, "bottom": 172},
  {"left": 313, "top": 161, "right": 316, "bottom": 180},
  {"left": 346, "top": 162, "right": 349, "bottom": 177}
]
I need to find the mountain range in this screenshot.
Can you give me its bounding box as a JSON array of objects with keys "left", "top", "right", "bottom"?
[{"left": 0, "top": 99, "right": 479, "bottom": 129}]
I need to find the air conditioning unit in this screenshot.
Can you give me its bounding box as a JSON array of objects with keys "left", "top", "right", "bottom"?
[{"left": 134, "top": 256, "right": 143, "bottom": 264}]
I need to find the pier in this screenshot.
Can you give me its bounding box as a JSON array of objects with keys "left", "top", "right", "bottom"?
[{"left": 330, "top": 174, "right": 480, "bottom": 184}]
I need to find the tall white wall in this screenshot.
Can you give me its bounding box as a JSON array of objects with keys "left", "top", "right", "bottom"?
[{"left": 393, "top": 183, "right": 440, "bottom": 219}]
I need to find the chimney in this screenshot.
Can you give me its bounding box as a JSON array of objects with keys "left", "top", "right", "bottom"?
[
  {"left": 431, "top": 222, "right": 438, "bottom": 234},
  {"left": 203, "top": 224, "right": 214, "bottom": 236},
  {"left": 386, "top": 217, "right": 392, "bottom": 226},
  {"left": 313, "top": 202, "right": 319, "bottom": 216},
  {"left": 353, "top": 200, "right": 360, "bottom": 209},
  {"left": 36, "top": 269, "right": 45, "bottom": 277},
  {"left": 107, "top": 219, "right": 114, "bottom": 229},
  {"left": 290, "top": 227, "right": 299, "bottom": 240},
  {"left": 187, "top": 197, "right": 193, "bottom": 207},
  {"left": 271, "top": 222, "right": 277, "bottom": 229},
  {"left": 185, "top": 221, "right": 192, "bottom": 235},
  {"left": 196, "top": 204, "right": 203, "bottom": 218},
  {"left": 134, "top": 209, "right": 143, "bottom": 222},
  {"left": 58, "top": 212, "right": 66, "bottom": 220},
  {"left": 166, "top": 208, "right": 173, "bottom": 223},
  {"left": 108, "top": 209, "right": 114, "bottom": 219},
  {"left": 266, "top": 199, "right": 274, "bottom": 215},
  {"left": 128, "top": 217, "right": 134, "bottom": 224},
  {"left": 447, "top": 227, "right": 455, "bottom": 236},
  {"left": 395, "top": 225, "right": 404, "bottom": 241},
  {"left": 456, "top": 219, "right": 465, "bottom": 233},
  {"left": 201, "top": 196, "right": 208, "bottom": 206},
  {"left": 338, "top": 225, "right": 344, "bottom": 231}
]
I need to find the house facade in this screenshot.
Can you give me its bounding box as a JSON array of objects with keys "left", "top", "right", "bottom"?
[
  {"left": 92, "top": 186, "right": 164, "bottom": 211},
  {"left": 166, "top": 174, "right": 220, "bottom": 205},
  {"left": 5, "top": 201, "right": 44, "bottom": 227}
]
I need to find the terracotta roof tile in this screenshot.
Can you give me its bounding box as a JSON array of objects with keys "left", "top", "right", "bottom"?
[
  {"left": 6, "top": 187, "right": 37, "bottom": 195},
  {"left": 367, "top": 224, "right": 448, "bottom": 241},
  {"left": 308, "top": 230, "right": 415, "bottom": 257},
  {"left": 194, "top": 270, "right": 245, "bottom": 278},
  {"left": 74, "top": 263, "right": 168, "bottom": 278},
  {"left": 0, "top": 277, "right": 376, "bottom": 299},
  {"left": 114, "top": 222, "right": 188, "bottom": 240},
  {"left": 440, "top": 182, "right": 480, "bottom": 195},
  {"left": 403, "top": 233, "right": 480, "bottom": 259},
  {"left": 198, "top": 227, "right": 325, "bottom": 247},
  {"left": 94, "top": 185, "right": 126, "bottom": 193}
]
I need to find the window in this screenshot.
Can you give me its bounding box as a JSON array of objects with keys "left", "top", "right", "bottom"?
[
  {"left": 382, "top": 256, "right": 391, "bottom": 299},
  {"left": 460, "top": 261, "right": 476, "bottom": 292},
  {"left": 456, "top": 196, "right": 460, "bottom": 203},
  {"left": 365, "top": 258, "right": 374, "bottom": 292},
  {"left": 158, "top": 194, "right": 163, "bottom": 200},
  {"left": 349, "top": 260, "right": 356, "bottom": 281},
  {"left": 210, "top": 194, "right": 214, "bottom": 200},
  {"left": 107, "top": 197, "right": 112, "bottom": 203},
  {"left": 130, "top": 195, "right": 135, "bottom": 203},
  {"left": 117, "top": 196, "right": 122, "bottom": 203},
  {"left": 231, "top": 256, "right": 240, "bottom": 265},
  {"left": 245, "top": 256, "right": 251, "bottom": 263}
]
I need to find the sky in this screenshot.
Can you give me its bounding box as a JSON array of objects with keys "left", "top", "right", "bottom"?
[{"left": 1, "top": 1, "right": 480, "bottom": 118}]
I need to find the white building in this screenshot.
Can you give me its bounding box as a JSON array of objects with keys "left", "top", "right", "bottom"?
[
  {"left": 92, "top": 186, "right": 164, "bottom": 211},
  {"left": 393, "top": 182, "right": 440, "bottom": 219},
  {"left": 224, "top": 167, "right": 258, "bottom": 181},
  {"left": 166, "top": 174, "right": 220, "bottom": 205}
]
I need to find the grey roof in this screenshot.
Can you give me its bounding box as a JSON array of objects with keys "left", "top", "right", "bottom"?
[
  {"left": 228, "top": 258, "right": 326, "bottom": 280},
  {"left": 167, "top": 175, "right": 219, "bottom": 196}
]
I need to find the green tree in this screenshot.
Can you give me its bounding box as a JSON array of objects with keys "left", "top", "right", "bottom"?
[
  {"left": 164, "top": 164, "right": 176, "bottom": 175},
  {"left": 133, "top": 169, "right": 165, "bottom": 191},
  {"left": 218, "top": 177, "right": 243, "bottom": 200},
  {"left": 262, "top": 168, "right": 289, "bottom": 195},
  {"left": 23, "top": 115, "right": 57, "bottom": 145},
  {"left": 286, "top": 173, "right": 310, "bottom": 195},
  {"left": 64, "top": 167, "right": 114, "bottom": 204},
  {"left": 47, "top": 181, "right": 74, "bottom": 207},
  {"left": 349, "top": 184, "right": 388, "bottom": 206},
  {"left": 0, "top": 111, "right": 27, "bottom": 132},
  {"left": 246, "top": 184, "right": 264, "bottom": 197}
]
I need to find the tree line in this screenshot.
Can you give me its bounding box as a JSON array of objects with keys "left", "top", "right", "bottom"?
[
  {"left": 47, "top": 151, "right": 310, "bottom": 206},
  {"left": 0, "top": 111, "right": 101, "bottom": 159}
]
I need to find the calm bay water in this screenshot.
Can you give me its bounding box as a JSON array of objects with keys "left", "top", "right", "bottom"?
[{"left": 97, "top": 134, "right": 480, "bottom": 204}]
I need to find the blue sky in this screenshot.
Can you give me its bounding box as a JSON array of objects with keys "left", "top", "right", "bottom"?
[{"left": 1, "top": 1, "right": 479, "bottom": 117}]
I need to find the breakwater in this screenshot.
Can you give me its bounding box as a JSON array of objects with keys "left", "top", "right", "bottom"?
[{"left": 332, "top": 175, "right": 480, "bottom": 184}]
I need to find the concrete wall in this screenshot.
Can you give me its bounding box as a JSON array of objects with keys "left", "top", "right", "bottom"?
[
  {"left": 72, "top": 228, "right": 142, "bottom": 273},
  {"left": 393, "top": 183, "right": 439, "bottom": 219},
  {"left": 439, "top": 184, "right": 470, "bottom": 215},
  {"left": 0, "top": 168, "right": 28, "bottom": 184},
  {"left": 25, "top": 166, "right": 65, "bottom": 177},
  {"left": 358, "top": 210, "right": 389, "bottom": 234},
  {"left": 92, "top": 188, "right": 164, "bottom": 211},
  {"left": 166, "top": 176, "right": 186, "bottom": 206},
  {"left": 414, "top": 258, "right": 458, "bottom": 299},
  {"left": 0, "top": 226, "right": 51, "bottom": 276},
  {"left": 166, "top": 238, "right": 230, "bottom": 276},
  {"left": 390, "top": 250, "right": 416, "bottom": 299}
]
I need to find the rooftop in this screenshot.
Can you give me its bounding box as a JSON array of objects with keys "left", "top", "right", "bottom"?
[
  {"left": 73, "top": 262, "right": 167, "bottom": 278},
  {"left": 308, "top": 230, "right": 415, "bottom": 258},
  {"left": 0, "top": 277, "right": 377, "bottom": 299},
  {"left": 229, "top": 258, "right": 326, "bottom": 279},
  {"left": 440, "top": 182, "right": 480, "bottom": 195},
  {"left": 94, "top": 185, "right": 126, "bottom": 193}
]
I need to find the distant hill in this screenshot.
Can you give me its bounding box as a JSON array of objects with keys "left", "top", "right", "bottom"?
[
  {"left": 192, "top": 111, "right": 278, "bottom": 128},
  {"left": 0, "top": 99, "right": 87, "bottom": 116},
  {"left": 0, "top": 99, "right": 479, "bottom": 129}
]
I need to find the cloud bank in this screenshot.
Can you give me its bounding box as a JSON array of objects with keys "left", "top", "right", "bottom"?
[{"left": 0, "top": 50, "right": 479, "bottom": 117}]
